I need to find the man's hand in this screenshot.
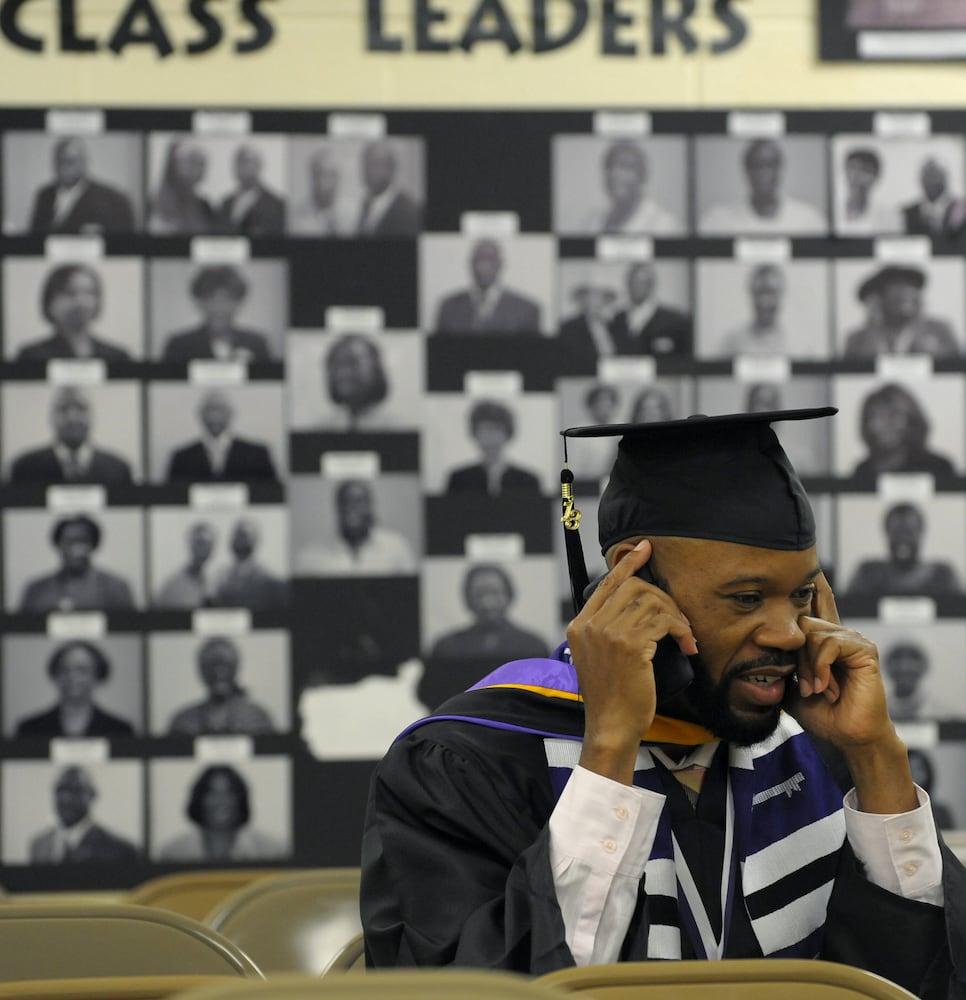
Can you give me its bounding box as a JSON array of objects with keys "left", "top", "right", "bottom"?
[
  {"left": 789, "top": 573, "right": 917, "bottom": 814},
  {"left": 565, "top": 539, "right": 697, "bottom": 786}
]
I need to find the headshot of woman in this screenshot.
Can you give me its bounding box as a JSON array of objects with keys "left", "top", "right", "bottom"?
[
  {"left": 324, "top": 332, "right": 390, "bottom": 430},
  {"left": 149, "top": 137, "right": 215, "bottom": 235},
  {"left": 852, "top": 382, "right": 957, "bottom": 485},
  {"left": 628, "top": 385, "right": 675, "bottom": 424},
  {"left": 16, "top": 263, "right": 131, "bottom": 363},
  {"left": 159, "top": 764, "right": 285, "bottom": 862},
  {"left": 14, "top": 641, "right": 135, "bottom": 739}
]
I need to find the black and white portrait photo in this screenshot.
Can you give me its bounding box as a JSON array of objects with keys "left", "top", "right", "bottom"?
[
  {"left": 146, "top": 631, "right": 289, "bottom": 737},
  {"left": 147, "top": 383, "right": 284, "bottom": 484},
  {"left": 419, "top": 556, "right": 557, "bottom": 710},
  {"left": 422, "top": 235, "right": 554, "bottom": 335},
  {"left": 3, "top": 131, "right": 142, "bottom": 235},
  {"left": 2, "top": 634, "right": 143, "bottom": 740},
  {"left": 557, "top": 259, "right": 692, "bottom": 367},
  {"left": 422, "top": 393, "right": 556, "bottom": 498},
  {"left": 146, "top": 132, "right": 287, "bottom": 236},
  {"left": 3, "top": 382, "right": 141, "bottom": 485},
  {"left": 2, "top": 760, "right": 143, "bottom": 865},
  {"left": 287, "top": 136, "right": 424, "bottom": 237},
  {"left": 149, "top": 757, "right": 291, "bottom": 862},
  {"left": 557, "top": 378, "right": 690, "bottom": 484},
  {"left": 695, "top": 259, "right": 831, "bottom": 359},
  {"left": 838, "top": 494, "right": 966, "bottom": 601},
  {"left": 149, "top": 259, "right": 287, "bottom": 363},
  {"left": 833, "top": 259, "right": 963, "bottom": 358},
  {"left": 287, "top": 330, "right": 424, "bottom": 432},
  {"left": 695, "top": 376, "right": 833, "bottom": 476},
  {"left": 552, "top": 135, "right": 688, "bottom": 236},
  {"left": 695, "top": 136, "right": 829, "bottom": 236},
  {"left": 832, "top": 374, "right": 965, "bottom": 484},
  {"left": 149, "top": 507, "right": 288, "bottom": 612},
  {"left": 290, "top": 473, "right": 421, "bottom": 577},
  {"left": 831, "top": 135, "right": 966, "bottom": 243},
  {"left": 3, "top": 257, "right": 143, "bottom": 363},
  {"left": 4, "top": 509, "right": 144, "bottom": 614},
  {"left": 843, "top": 619, "right": 966, "bottom": 721}
]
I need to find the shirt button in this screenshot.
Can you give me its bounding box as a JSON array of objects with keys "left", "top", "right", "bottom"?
[
  {"left": 898, "top": 829, "right": 914, "bottom": 844},
  {"left": 903, "top": 861, "right": 920, "bottom": 877},
  {"left": 602, "top": 839, "right": 618, "bottom": 854},
  {"left": 614, "top": 805, "right": 629, "bottom": 821}
]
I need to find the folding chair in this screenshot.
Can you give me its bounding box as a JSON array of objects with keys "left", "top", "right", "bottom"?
[
  {"left": 0, "top": 903, "right": 263, "bottom": 982},
  {"left": 170, "top": 969, "right": 574, "bottom": 999},
  {"left": 205, "top": 869, "right": 362, "bottom": 976},
  {"left": 540, "top": 958, "right": 919, "bottom": 1000},
  {"left": 127, "top": 870, "right": 289, "bottom": 922}
]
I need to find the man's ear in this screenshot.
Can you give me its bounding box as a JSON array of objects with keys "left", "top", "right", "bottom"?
[{"left": 607, "top": 538, "right": 645, "bottom": 569}]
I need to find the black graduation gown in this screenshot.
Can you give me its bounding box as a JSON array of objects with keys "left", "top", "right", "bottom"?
[{"left": 360, "top": 687, "right": 966, "bottom": 998}]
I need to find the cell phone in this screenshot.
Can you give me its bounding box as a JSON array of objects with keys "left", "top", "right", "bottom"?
[{"left": 581, "top": 561, "right": 695, "bottom": 704}]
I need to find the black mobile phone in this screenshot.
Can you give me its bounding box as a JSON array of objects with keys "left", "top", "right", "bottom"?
[{"left": 581, "top": 561, "right": 694, "bottom": 704}]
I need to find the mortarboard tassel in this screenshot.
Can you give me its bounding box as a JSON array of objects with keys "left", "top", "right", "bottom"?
[{"left": 560, "top": 457, "right": 589, "bottom": 616}]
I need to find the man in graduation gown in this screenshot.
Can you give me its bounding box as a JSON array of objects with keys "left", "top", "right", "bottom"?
[{"left": 361, "top": 408, "right": 966, "bottom": 999}]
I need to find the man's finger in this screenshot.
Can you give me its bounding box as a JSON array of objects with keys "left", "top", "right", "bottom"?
[{"left": 578, "top": 538, "right": 652, "bottom": 618}]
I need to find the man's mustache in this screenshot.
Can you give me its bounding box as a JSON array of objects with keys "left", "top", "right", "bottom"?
[{"left": 730, "top": 650, "right": 799, "bottom": 675}]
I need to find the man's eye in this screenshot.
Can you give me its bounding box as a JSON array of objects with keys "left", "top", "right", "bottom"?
[
  {"left": 732, "top": 593, "right": 761, "bottom": 608},
  {"left": 793, "top": 586, "right": 818, "bottom": 604}
]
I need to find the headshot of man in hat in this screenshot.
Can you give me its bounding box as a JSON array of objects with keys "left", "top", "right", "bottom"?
[
  {"left": 361, "top": 407, "right": 964, "bottom": 997},
  {"left": 842, "top": 264, "right": 959, "bottom": 358},
  {"left": 558, "top": 273, "right": 620, "bottom": 369}
]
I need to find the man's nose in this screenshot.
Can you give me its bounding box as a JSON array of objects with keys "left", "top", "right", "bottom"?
[{"left": 754, "top": 608, "right": 806, "bottom": 650}]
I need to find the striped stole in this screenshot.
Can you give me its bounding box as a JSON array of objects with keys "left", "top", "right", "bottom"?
[{"left": 544, "top": 714, "right": 846, "bottom": 960}]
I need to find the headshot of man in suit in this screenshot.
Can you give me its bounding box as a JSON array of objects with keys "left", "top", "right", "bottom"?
[
  {"left": 167, "top": 636, "right": 275, "bottom": 737},
  {"left": 28, "top": 137, "right": 135, "bottom": 235},
  {"left": 160, "top": 265, "right": 273, "bottom": 362},
  {"left": 356, "top": 140, "right": 421, "bottom": 237},
  {"left": 584, "top": 141, "right": 680, "bottom": 235},
  {"left": 290, "top": 146, "right": 350, "bottom": 235},
  {"left": 155, "top": 521, "right": 218, "bottom": 610},
  {"left": 29, "top": 765, "right": 139, "bottom": 864},
  {"left": 217, "top": 143, "right": 286, "bottom": 237},
  {"left": 608, "top": 261, "right": 692, "bottom": 357},
  {"left": 842, "top": 265, "right": 959, "bottom": 358},
  {"left": 296, "top": 478, "right": 416, "bottom": 577},
  {"left": 18, "top": 514, "right": 137, "bottom": 614},
  {"left": 434, "top": 239, "right": 541, "bottom": 334},
  {"left": 444, "top": 399, "right": 542, "bottom": 498},
  {"left": 902, "top": 156, "right": 966, "bottom": 244},
  {"left": 211, "top": 517, "right": 287, "bottom": 611},
  {"left": 323, "top": 333, "right": 390, "bottom": 431},
  {"left": 718, "top": 263, "right": 788, "bottom": 356},
  {"left": 9, "top": 385, "right": 133, "bottom": 485},
  {"left": 16, "top": 262, "right": 132, "bottom": 363},
  {"left": 165, "top": 390, "right": 278, "bottom": 483},
  {"left": 149, "top": 135, "right": 215, "bottom": 235},
  {"left": 558, "top": 275, "right": 620, "bottom": 367},
  {"left": 15, "top": 640, "right": 135, "bottom": 739},
  {"left": 701, "top": 138, "right": 826, "bottom": 235}
]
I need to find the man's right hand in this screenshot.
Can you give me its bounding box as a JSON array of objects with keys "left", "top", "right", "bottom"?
[{"left": 565, "top": 539, "right": 697, "bottom": 785}]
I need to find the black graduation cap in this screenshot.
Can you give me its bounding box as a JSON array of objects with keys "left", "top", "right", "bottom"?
[{"left": 559, "top": 407, "right": 836, "bottom": 613}]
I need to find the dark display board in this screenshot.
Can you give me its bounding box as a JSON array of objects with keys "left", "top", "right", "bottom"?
[{"left": 0, "top": 106, "right": 964, "bottom": 889}]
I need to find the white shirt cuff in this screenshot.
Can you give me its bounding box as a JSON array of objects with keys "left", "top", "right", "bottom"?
[
  {"left": 549, "top": 765, "right": 666, "bottom": 965},
  {"left": 844, "top": 784, "right": 944, "bottom": 905}
]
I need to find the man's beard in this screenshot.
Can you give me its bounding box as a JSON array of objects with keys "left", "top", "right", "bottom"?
[{"left": 682, "top": 650, "right": 798, "bottom": 747}]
